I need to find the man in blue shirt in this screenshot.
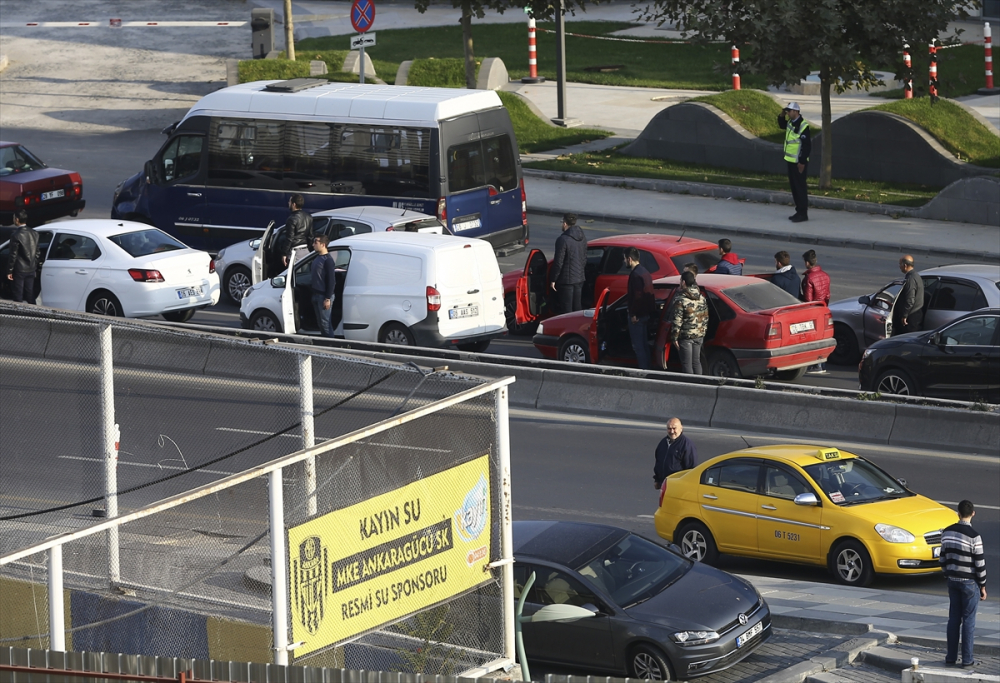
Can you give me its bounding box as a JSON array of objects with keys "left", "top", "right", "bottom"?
[{"left": 311, "top": 235, "right": 337, "bottom": 338}]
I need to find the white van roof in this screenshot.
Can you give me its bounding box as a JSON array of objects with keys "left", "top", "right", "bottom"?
[
  {"left": 185, "top": 81, "right": 503, "bottom": 126},
  {"left": 338, "top": 232, "right": 485, "bottom": 254}
]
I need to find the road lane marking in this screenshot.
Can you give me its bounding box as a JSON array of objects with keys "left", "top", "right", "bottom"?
[{"left": 57, "top": 455, "right": 236, "bottom": 476}]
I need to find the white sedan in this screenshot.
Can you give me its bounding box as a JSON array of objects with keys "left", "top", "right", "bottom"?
[
  {"left": 214, "top": 206, "right": 446, "bottom": 303},
  {"left": 0, "top": 219, "right": 220, "bottom": 321}
]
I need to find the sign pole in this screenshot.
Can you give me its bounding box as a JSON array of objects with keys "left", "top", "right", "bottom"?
[{"left": 360, "top": 45, "right": 366, "bottom": 84}]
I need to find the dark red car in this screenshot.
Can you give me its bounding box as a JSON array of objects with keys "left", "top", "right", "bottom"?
[
  {"left": 503, "top": 233, "right": 722, "bottom": 334},
  {"left": 0, "top": 142, "right": 85, "bottom": 227},
  {"left": 532, "top": 274, "right": 836, "bottom": 380}
]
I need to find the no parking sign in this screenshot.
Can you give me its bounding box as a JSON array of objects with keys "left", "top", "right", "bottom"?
[{"left": 351, "top": 0, "right": 375, "bottom": 33}]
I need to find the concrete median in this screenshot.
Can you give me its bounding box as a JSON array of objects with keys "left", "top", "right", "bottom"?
[
  {"left": 0, "top": 314, "right": 51, "bottom": 360},
  {"left": 890, "top": 403, "right": 1000, "bottom": 456}
]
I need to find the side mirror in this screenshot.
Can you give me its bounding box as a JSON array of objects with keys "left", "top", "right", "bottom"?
[
  {"left": 270, "top": 275, "right": 286, "bottom": 288},
  {"left": 793, "top": 492, "right": 820, "bottom": 506},
  {"left": 930, "top": 332, "right": 941, "bottom": 346},
  {"left": 249, "top": 238, "right": 262, "bottom": 250},
  {"left": 858, "top": 295, "right": 871, "bottom": 306},
  {"left": 143, "top": 160, "right": 158, "bottom": 185},
  {"left": 897, "top": 478, "right": 907, "bottom": 487}
]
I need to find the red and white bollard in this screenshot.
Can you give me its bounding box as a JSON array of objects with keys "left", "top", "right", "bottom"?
[
  {"left": 521, "top": 15, "right": 545, "bottom": 83},
  {"left": 980, "top": 22, "right": 999, "bottom": 94},
  {"left": 903, "top": 44, "right": 913, "bottom": 99},
  {"left": 928, "top": 40, "right": 939, "bottom": 102},
  {"left": 731, "top": 45, "right": 740, "bottom": 90}
]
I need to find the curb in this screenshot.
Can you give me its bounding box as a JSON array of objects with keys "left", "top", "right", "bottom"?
[
  {"left": 755, "top": 630, "right": 891, "bottom": 683},
  {"left": 771, "top": 615, "right": 875, "bottom": 636},
  {"left": 896, "top": 634, "right": 1000, "bottom": 657}
]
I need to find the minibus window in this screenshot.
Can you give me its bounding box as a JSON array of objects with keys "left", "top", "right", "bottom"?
[
  {"left": 448, "top": 141, "right": 486, "bottom": 193},
  {"left": 483, "top": 135, "right": 517, "bottom": 192}
]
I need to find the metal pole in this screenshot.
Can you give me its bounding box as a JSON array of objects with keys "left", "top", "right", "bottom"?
[
  {"left": 515, "top": 571, "right": 536, "bottom": 683},
  {"left": 100, "top": 324, "right": 120, "bottom": 586},
  {"left": 495, "top": 386, "right": 516, "bottom": 665},
  {"left": 269, "top": 469, "right": 289, "bottom": 666},
  {"left": 360, "top": 45, "right": 366, "bottom": 84},
  {"left": 48, "top": 545, "right": 65, "bottom": 651},
  {"left": 299, "top": 354, "right": 316, "bottom": 517},
  {"left": 555, "top": 0, "right": 567, "bottom": 122}
]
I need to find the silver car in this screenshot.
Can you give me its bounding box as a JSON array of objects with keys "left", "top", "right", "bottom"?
[{"left": 828, "top": 264, "right": 1000, "bottom": 364}]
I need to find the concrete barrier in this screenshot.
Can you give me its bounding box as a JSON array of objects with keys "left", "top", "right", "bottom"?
[
  {"left": 112, "top": 330, "right": 213, "bottom": 375},
  {"left": 916, "top": 176, "right": 1000, "bottom": 225},
  {"left": 342, "top": 50, "right": 376, "bottom": 78},
  {"left": 395, "top": 60, "right": 413, "bottom": 86},
  {"left": 476, "top": 57, "right": 508, "bottom": 90},
  {"left": 712, "top": 385, "right": 897, "bottom": 443},
  {"left": 0, "top": 315, "right": 51, "bottom": 360},
  {"left": 890, "top": 403, "right": 1000, "bottom": 455}
]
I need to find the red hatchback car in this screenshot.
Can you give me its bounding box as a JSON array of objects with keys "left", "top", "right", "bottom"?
[
  {"left": 503, "top": 233, "right": 722, "bottom": 334},
  {"left": 0, "top": 142, "right": 85, "bottom": 227},
  {"left": 533, "top": 274, "right": 836, "bottom": 380}
]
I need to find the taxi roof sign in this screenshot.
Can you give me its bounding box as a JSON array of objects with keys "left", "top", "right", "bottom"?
[{"left": 817, "top": 448, "right": 842, "bottom": 461}]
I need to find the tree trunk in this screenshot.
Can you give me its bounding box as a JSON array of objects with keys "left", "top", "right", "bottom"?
[
  {"left": 284, "top": 0, "right": 295, "bottom": 61},
  {"left": 461, "top": 3, "right": 476, "bottom": 89},
  {"left": 819, "top": 68, "right": 832, "bottom": 189}
]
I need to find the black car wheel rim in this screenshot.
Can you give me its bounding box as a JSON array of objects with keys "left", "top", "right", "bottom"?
[
  {"left": 681, "top": 530, "right": 707, "bottom": 561},
  {"left": 633, "top": 652, "right": 665, "bottom": 680},
  {"left": 836, "top": 548, "right": 864, "bottom": 583},
  {"left": 877, "top": 374, "right": 910, "bottom": 395}
]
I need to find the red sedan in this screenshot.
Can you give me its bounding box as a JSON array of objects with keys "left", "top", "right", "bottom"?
[
  {"left": 532, "top": 274, "right": 836, "bottom": 380},
  {"left": 0, "top": 142, "right": 85, "bottom": 227},
  {"left": 503, "top": 233, "right": 721, "bottom": 334}
]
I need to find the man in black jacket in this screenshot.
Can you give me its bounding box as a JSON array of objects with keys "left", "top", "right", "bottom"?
[
  {"left": 280, "top": 193, "right": 314, "bottom": 267},
  {"left": 549, "top": 213, "right": 587, "bottom": 313},
  {"left": 626, "top": 246, "right": 655, "bottom": 369},
  {"left": 893, "top": 254, "right": 924, "bottom": 335},
  {"left": 778, "top": 102, "right": 812, "bottom": 223},
  {"left": 653, "top": 418, "right": 697, "bottom": 490},
  {"left": 5, "top": 210, "right": 39, "bottom": 303},
  {"left": 771, "top": 251, "right": 800, "bottom": 298}
]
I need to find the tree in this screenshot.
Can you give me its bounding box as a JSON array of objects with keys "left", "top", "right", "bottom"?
[
  {"left": 639, "top": 0, "right": 975, "bottom": 188},
  {"left": 413, "top": 0, "right": 591, "bottom": 90}
]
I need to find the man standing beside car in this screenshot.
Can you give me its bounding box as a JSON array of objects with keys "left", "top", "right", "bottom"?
[
  {"left": 653, "top": 418, "right": 697, "bottom": 490},
  {"left": 549, "top": 213, "right": 587, "bottom": 313},
  {"left": 893, "top": 254, "right": 924, "bottom": 335},
  {"left": 801, "top": 249, "right": 831, "bottom": 374},
  {"left": 670, "top": 270, "right": 709, "bottom": 374},
  {"left": 626, "top": 246, "right": 655, "bottom": 369},
  {"left": 5, "top": 210, "right": 39, "bottom": 304},
  {"left": 771, "top": 251, "right": 800, "bottom": 298},
  {"left": 310, "top": 235, "right": 336, "bottom": 338},
  {"left": 280, "top": 193, "right": 314, "bottom": 267}
]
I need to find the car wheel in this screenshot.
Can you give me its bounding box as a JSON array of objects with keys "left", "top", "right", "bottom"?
[
  {"left": 829, "top": 323, "right": 860, "bottom": 365},
  {"left": 706, "top": 349, "right": 742, "bottom": 378},
  {"left": 457, "top": 340, "right": 490, "bottom": 353},
  {"left": 773, "top": 366, "right": 806, "bottom": 381},
  {"left": 630, "top": 644, "right": 673, "bottom": 681},
  {"left": 558, "top": 336, "right": 590, "bottom": 363},
  {"left": 504, "top": 294, "right": 538, "bottom": 336},
  {"left": 675, "top": 521, "right": 719, "bottom": 564},
  {"left": 224, "top": 265, "right": 252, "bottom": 304},
  {"left": 379, "top": 322, "right": 415, "bottom": 346},
  {"left": 87, "top": 291, "right": 123, "bottom": 317},
  {"left": 162, "top": 309, "right": 196, "bottom": 323},
  {"left": 829, "top": 540, "right": 875, "bottom": 587},
  {"left": 875, "top": 368, "right": 917, "bottom": 396},
  {"left": 250, "top": 309, "right": 282, "bottom": 333}
]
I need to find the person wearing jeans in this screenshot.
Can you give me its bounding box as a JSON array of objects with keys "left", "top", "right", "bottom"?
[
  {"left": 940, "top": 499, "right": 987, "bottom": 668},
  {"left": 310, "top": 235, "right": 337, "bottom": 338},
  {"left": 625, "top": 247, "right": 655, "bottom": 370},
  {"left": 670, "top": 271, "right": 709, "bottom": 374}
]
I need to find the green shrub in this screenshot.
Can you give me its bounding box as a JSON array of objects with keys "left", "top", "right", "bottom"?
[
  {"left": 691, "top": 90, "right": 821, "bottom": 143},
  {"left": 238, "top": 59, "right": 310, "bottom": 83},
  {"left": 407, "top": 58, "right": 480, "bottom": 88}
]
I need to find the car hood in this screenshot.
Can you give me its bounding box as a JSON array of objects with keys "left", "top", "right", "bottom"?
[
  {"left": 840, "top": 494, "right": 956, "bottom": 535},
  {"left": 624, "top": 562, "right": 760, "bottom": 631},
  {"left": 867, "top": 331, "right": 927, "bottom": 350}
]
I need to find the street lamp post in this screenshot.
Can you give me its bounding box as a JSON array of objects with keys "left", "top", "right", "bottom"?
[{"left": 515, "top": 571, "right": 598, "bottom": 681}]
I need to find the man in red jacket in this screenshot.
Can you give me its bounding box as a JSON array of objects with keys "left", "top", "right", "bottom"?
[{"left": 801, "top": 249, "right": 831, "bottom": 374}]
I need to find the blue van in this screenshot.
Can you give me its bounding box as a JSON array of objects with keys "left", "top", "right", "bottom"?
[{"left": 112, "top": 79, "right": 529, "bottom": 254}]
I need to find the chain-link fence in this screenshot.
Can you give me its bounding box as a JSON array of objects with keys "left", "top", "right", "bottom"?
[{"left": 0, "top": 307, "right": 513, "bottom": 673}]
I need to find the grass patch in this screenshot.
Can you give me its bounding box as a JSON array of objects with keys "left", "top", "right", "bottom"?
[
  {"left": 239, "top": 58, "right": 310, "bottom": 83},
  {"left": 498, "top": 92, "right": 610, "bottom": 153},
  {"left": 298, "top": 22, "right": 770, "bottom": 91},
  {"left": 869, "top": 97, "right": 1000, "bottom": 167},
  {"left": 407, "top": 58, "right": 480, "bottom": 87},
  {"left": 524, "top": 151, "right": 940, "bottom": 207},
  {"left": 872, "top": 45, "right": 987, "bottom": 99},
  {"left": 690, "top": 90, "right": 821, "bottom": 143}
]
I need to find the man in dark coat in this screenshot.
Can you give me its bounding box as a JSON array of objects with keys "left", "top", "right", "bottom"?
[
  {"left": 279, "top": 193, "right": 314, "bottom": 267},
  {"left": 626, "top": 246, "right": 655, "bottom": 369},
  {"left": 771, "top": 251, "right": 800, "bottom": 298},
  {"left": 549, "top": 213, "right": 587, "bottom": 313},
  {"left": 709, "top": 239, "right": 743, "bottom": 275},
  {"left": 5, "top": 210, "right": 39, "bottom": 303},
  {"left": 653, "top": 418, "right": 697, "bottom": 490},
  {"left": 893, "top": 254, "right": 924, "bottom": 335}
]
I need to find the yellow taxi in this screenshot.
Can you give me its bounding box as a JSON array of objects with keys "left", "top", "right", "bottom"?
[{"left": 654, "top": 445, "right": 958, "bottom": 586}]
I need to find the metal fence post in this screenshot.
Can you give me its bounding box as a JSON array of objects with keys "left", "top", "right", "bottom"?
[
  {"left": 99, "top": 324, "right": 120, "bottom": 586},
  {"left": 48, "top": 544, "right": 65, "bottom": 651},
  {"left": 495, "top": 386, "right": 515, "bottom": 663},
  {"left": 269, "top": 468, "right": 289, "bottom": 665},
  {"left": 299, "top": 354, "right": 317, "bottom": 517}
]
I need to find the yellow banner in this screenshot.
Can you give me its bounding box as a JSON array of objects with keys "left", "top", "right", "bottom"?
[{"left": 288, "top": 455, "right": 492, "bottom": 656}]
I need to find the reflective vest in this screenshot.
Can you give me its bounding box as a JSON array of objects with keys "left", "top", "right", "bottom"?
[{"left": 783, "top": 117, "right": 809, "bottom": 163}]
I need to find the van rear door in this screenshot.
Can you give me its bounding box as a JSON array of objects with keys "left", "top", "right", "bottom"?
[
  {"left": 471, "top": 240, "right": 505, "bottom": 335},
  {"left": 435, "top": 243, "right": 488, "bottom": 339},
  {"left": 442, "top": 115, "right": 490, "bottom": 239}
]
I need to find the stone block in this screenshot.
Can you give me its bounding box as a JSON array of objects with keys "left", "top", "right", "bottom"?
[
  {"left": 476, "top": 57, "right": 508, "bottom": 90},
  {"left": 395, "top": 60, "right": 413, "bottom": 86},
  {"left": 309, "top": 59, "right": 328, "bottom": 76},
  {"left": 342, "top": 50, "right": 376, "bottom": 78}
]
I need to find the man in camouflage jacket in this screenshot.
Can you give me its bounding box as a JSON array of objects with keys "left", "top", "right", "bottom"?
[{"left": 670, "top": 271, "right": 709, "bottom": 374}]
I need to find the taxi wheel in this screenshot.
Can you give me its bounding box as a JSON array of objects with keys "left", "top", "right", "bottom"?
[
  {"left": 630, "top": 644, "right": 673, "bottom": 681},
  {"left": 559, "top": 336, "right": 591, "bottom": 363},
  {"left": 830, "top": 540, "right": 875, "bottom": 587},
  {"left": 676, "top": 522, "right": 719, "bottom": 564}
]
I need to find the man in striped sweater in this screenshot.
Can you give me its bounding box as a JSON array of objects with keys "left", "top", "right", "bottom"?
[{"left": 940, "top": 500, "right": 988, "bottom": 668}]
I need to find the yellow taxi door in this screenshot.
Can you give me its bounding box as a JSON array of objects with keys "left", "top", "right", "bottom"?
[
  {"left": 756, "top": 464, "right": 824, "bottom": 562},
  {"left": 699, "top": 459, "right": 761, "bottom": 554}
]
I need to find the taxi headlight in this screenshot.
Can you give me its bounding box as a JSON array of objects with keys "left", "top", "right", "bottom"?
[
  {"left": 875, "top": 523, "right": 914, "bottom": 543},
  {"left": 672, "top": 630, "right": 719, "bottom": 646}
]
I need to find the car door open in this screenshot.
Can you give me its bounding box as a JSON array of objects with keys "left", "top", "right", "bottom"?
[{"left": 515, "top": 248, "right": 549, "bottom": 325}]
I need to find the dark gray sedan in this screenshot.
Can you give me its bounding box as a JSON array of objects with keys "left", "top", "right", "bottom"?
[{"left": 514, "top": 521, "right": 771, "bottom": 681}]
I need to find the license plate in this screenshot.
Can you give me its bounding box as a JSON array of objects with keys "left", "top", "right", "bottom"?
[
  {"left": 933, "top": 546, "right": 941, "bottom": 558},
  {"left": 452, "top": 218, "right": 482, "bottom": 233},
  {"left": 736, "top": 621, "right": 764, "bottom": 647},
  {"left": 789, "top": 321, "right": 815, "bottom": 334},
  {"left": 448, "top": 305, "right": 479, "bottom": 319},
  {"left": 41, "top": 189, "right": 65, "bottom": 201},
  {"left": 176, "top": 286, "right": 203, "bottom": 299}
]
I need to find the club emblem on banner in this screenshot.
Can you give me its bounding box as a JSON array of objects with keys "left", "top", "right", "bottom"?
[
  {"left": 293, "top": 535, "right": 328, "bottom": 634},
  {"left": 455, "top": 474, "right": 488, "bottom": 543}
]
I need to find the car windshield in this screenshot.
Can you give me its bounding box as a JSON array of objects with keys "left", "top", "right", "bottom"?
[
  {"left": 723, "top": 281, "right": 802, "bottom": 312},
  {"left": 804, "top": 457, "right": 914, "bottom": 506},
  {"left": 670, "top": 247, "right": 720, "bottom": 275},
  {"left": 109, "top": 229, "right": 186, "bottom": 257},
  {"left": 0, "top": 145, "right": 47, "bottom": 176},
  {"left": 577, "top": 534, "right": 689, "bottom": 608}
]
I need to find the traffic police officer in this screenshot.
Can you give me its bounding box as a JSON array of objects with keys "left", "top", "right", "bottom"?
[{"left": 778, "top": 102, "right": 812, "bottom": 223}]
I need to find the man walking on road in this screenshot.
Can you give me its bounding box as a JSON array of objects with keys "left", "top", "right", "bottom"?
[
  {"left": 778, "top": 102, "right": 811, "bottom": 223},
  {"left": 941, "top": 500, "right": 987, "bottom": 668},
  {"left": 653, "top": 418, "right": 697, "bottom": 490},
  {"left": 550, "top": 213, "right": 588, "bottom": 313},
  {"left": 893, "top": 255, "right": 924, "bottom": 335},
  {"left": 626, "top": 246, "right": 655, "bottom": 369},
  {"left": 771, "top": 251, "right": 800, "bottom": 298},
  {"left": 310, "top": 235, "right": 337, "bottom": 338},
  {"left": 709, "top": 239, "right": 743, "bottom": 275},
  {"left": 5, "top": 210, "right": 39, "bottom": 304},
  {"left": 670, "top": 271, "right": 708, "bottom": 374},
  {"left": 801, "top": 250, "right": 831, "bottom": 374}
]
